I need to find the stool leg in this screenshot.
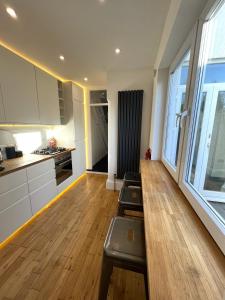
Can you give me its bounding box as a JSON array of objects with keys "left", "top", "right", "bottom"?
[
  {"left": 117, "top": 204, "right": 124, "bottom": 216},
  {"left": 98, "top": 255, "right": 113, "bottom": 300},
  {"left": 144, "top": 270, "right": 149, "bottom": 299}
]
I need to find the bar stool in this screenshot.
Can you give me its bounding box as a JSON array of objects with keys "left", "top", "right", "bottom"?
[
  {"left": 118, "top": 185, "right": 143, "bottom": 216},
  {"left": 124, "top": 172, "right": 142, "bottom": 187},
  {"left": 98, "top": 216, "right": 149, "bottom": 300}
]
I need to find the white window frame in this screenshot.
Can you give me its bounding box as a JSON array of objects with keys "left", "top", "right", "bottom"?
[
  {"left": 162, "top": 26, "right": 197, "bottom": 182},
  {"left": 178, "top": 0, "right": 225, "bottom": 254}
]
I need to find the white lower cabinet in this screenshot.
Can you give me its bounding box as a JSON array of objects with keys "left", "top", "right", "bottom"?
[
  {"left": 0, "top": 153, "right": 84, "bottom": 243},
  {"left": 28, "top": 169, "right": 55, "bottom": 193},
  {"left": 0, "top": 196, "right": 32, "bottom": 242},
  {"left": 29, "top": 180, "right": 57, "bottom": 214},
  {"left": 72, "top": 142, "right": 86, "bottom": 179},
  {"left": 0, "top": 183, "right": 29, "bottom": 212},
  {"left": 0, "top": 159, "right": 57, "bottom": 242},
  {"left": 27, "top": 158, "right": 57, "bottom": 215},
  {"left": 0, "top": 169, "right": 27, "bottom": 194},
  {"left": 27, "top": 159, "right": 55, "bottom": 180},
  {"left": 0, "top": 169, "right": 31, "bottom": 242}
]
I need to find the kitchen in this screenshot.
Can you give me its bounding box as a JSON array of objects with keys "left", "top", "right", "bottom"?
[{"left": 0, "top": 1, "right": 225, "bottom": 300}]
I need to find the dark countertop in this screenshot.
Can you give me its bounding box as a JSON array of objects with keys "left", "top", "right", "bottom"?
[{"left": 0, "top": 148, "right": 75, "bottom": 177}]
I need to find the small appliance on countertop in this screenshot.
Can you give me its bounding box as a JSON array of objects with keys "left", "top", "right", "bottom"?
[{"left": 5, "top": 146, "right": 23, "bottom": 159}]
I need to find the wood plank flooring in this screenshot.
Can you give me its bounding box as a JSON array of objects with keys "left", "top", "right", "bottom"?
[
  {"left": 0, "top": 174, "right": 146, "bottom": 300},
  {"left": 141, "top": 161, "right": 225, "bottom": 300}
]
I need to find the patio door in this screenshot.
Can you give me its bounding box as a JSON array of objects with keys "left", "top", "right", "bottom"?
[
  {"left": 162, "top": 29, "right": 196, "bottom": 181},
  {"left": 188, "top": 84, "right": 225, "bottom": 202},
  {"left": 178, "top": 0, "right": 225, "bottom": 253}
]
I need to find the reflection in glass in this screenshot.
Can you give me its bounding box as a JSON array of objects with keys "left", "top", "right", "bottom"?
[
  {"left": 204, "top": 91, "right": 225, "bottom": 192},
  {"left": 186, "top": 2, "right": 225, "bottom": 223},
  {"left": 164, "top": 51, "right": 190, "bottom": 169}
]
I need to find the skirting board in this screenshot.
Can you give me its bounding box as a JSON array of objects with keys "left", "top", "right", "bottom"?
[{"left": 106, "top": 178, "right": 123, "bottom": 191}]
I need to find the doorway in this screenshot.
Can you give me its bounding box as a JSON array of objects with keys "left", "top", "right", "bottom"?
[{"left": 88, "top": 90, "right": 108, "bottom": 173}]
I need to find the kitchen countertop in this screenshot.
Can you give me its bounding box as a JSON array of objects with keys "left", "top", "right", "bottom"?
[{"left": 0, "top": 148, "right": 75, "bottom": 177}]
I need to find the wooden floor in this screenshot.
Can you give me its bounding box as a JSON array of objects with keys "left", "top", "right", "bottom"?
[{"left": 0, "top": 174, "right": 146, "bottom": 300}]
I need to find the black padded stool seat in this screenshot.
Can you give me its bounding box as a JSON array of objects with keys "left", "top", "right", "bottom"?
[
  {"left": 98, "top": 217, "right": 149, "bottom": 300},
  {"left": 124, "top": 172, "right": 142, "bottom": 187},
  {"left": 118, "top": 186, "right": 143, "bottom": 216}
]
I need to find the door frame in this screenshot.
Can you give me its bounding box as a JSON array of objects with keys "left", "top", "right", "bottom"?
[
  {"left": 88, "top": 89, "right": 108, "bottom": 173},
  {"left": 162, "top": 26, "right": 197, "bottom": 182}
]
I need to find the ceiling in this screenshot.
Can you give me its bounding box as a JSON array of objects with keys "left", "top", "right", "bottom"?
[{"left": 0, "top": 0, "right": 170, "bottom": 86}]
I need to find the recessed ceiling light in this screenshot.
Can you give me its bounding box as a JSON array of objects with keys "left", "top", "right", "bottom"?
[
  {"left": 6, "top": 7, "right": 17, "bottom": 19},
  {"left": 115, "top": 48, "right": 121, "bottom": 54},
  {"left": 84, "top": 77, "right": 88, "bottom": 82},
  {"left": 59, "top": 55, "right": 65, "bottom": 61}
]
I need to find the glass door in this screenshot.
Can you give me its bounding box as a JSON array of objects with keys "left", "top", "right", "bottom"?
[
  {"left": 162, "top": 47, "right": 192, "bottom": 181},
  {"left": 179, "top": 0, "right": 225, "bottom": 253}
]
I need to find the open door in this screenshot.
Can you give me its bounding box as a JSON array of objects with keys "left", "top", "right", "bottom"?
[{"left": 162, "top": 50, "right": 191, "bottom": 181}]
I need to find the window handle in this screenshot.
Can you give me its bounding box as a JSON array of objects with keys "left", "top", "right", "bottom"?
[{"left": 180, "top": 110, "right": 189, "bottom": 128}]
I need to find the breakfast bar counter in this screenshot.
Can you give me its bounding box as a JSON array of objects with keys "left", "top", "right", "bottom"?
[{"left": 140, "top": 160, "right": 225, "bottom": 299}]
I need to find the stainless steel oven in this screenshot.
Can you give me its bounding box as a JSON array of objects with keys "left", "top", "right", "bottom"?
[{"left": 55, "top": 151, "right": 72, "bottom": 185}]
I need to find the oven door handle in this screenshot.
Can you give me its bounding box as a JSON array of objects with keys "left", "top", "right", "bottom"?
[{"left": 57, "top": 159, "right": 72, "bottom": 167}]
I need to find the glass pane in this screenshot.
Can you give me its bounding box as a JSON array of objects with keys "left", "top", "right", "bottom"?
[
  {"left": 186, "top": 2, "right": 225, "bottom": 223},
  {"left": 164, "top": 51, "right": 190, "bottom": 168},
  {"left": 90, "top": 90, "right": 107, "bottom": 104},
  {"left": 204, "top": 91, "right": 225, "bottom": 191}
]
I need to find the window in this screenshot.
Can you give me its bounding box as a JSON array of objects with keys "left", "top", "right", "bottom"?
[
  {"left": 185, "top": 2, "right": 225, "bottom": 224},
  {"left": 164, "top": 51, "right": 191, "bottom": 169}
]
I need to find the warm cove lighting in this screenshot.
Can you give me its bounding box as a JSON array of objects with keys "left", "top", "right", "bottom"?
[{"left": 6, "top": 7, "right": 17, "bottom": 19}]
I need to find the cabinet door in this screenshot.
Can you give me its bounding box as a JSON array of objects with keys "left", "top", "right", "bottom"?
[
  {"left": 0, "top": 196, "right": 32, "bottom": 242},
  {"left": 0, "top": 169, "right": 27, "bottom": 194},
  {"left": 35, "top": 68, "right": 60, "bottom": 125},
  {"left": 27, "top": 158, "right": 55, "bottom": 180},
  {"left": 73, "top": 99, "right": 85, "bottom": 142},
  {"left": 72, "top": 142, "right": 86, "bottom": 179},
  {"left": 0, "top": 46, "right": 39, "bottom": 124},
  {"left": 29, "top": 180, "right": 57, "bottom": 215}
]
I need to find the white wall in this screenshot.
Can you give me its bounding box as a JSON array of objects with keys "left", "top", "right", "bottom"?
[
  {"left": 106, "top": 68, "right": 153, "bottom": 189},
  {"left": 149, "top": 68, "right": 169, "bottom": 160}
]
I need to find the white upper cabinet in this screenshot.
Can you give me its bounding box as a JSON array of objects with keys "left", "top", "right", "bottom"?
[
  {"left": 73, "top": 99, "right": 85, "bottom": 142},
  {"left": 72, "top": 83, "right": 85, "bottom": 142},
  {"left": 0, "top": 46, "right": 39, "bottom": 124},
  {"left": 35, "top": 68, "right": 60, "bottom": 125}
]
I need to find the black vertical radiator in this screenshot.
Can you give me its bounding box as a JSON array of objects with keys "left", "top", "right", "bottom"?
[{"left": 117, "top": 90, "right": 143, "bottom": 179}]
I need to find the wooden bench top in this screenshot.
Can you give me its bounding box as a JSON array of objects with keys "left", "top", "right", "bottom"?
[{"left": 140, "top": 160, "right": 225, "bottom": 300}]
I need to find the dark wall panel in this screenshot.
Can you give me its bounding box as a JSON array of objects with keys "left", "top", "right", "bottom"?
[{"left": 117, "top": 90, "right": 143, "bottom": 179}]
